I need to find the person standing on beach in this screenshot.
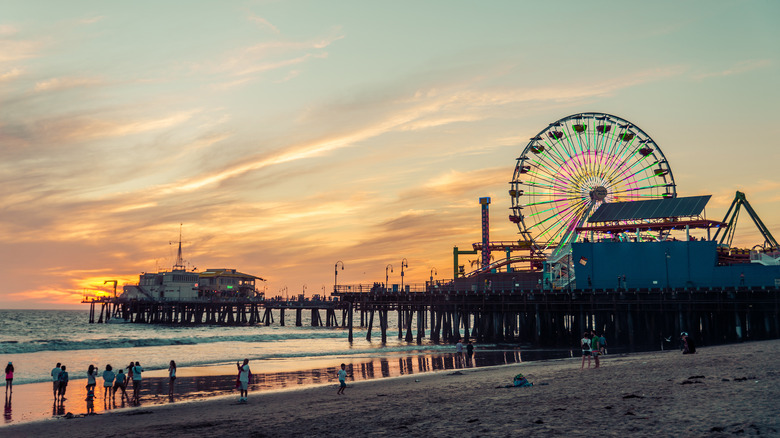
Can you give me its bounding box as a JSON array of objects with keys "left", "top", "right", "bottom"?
[
  {"left": 131, "top": 361, "right": 143, "bottom": 404},
  {"left": 580, "top": 332, "right": 592, "bottom": 369},
  {"left": 455, "top": 339, "right": 464, "bottom": 365},
  {"left": 102, "top": 364, "right": 115, "bottom": 401},
  {"left": 5, "top": 362, "right": 13, "bottom": 396},
  {"left": 57, "top": 365, "right": 69, "bottom": 402},
  {"left": 168, "top": 360, "right": 177, "bottom": 397},
  {"left": 85, "top": 386, "right": 95, "bottom": 414},
  {"left": 466, "top": 341, "right": 474, "bottom": 366},
  {"left": 86, "top": 364, "right": 97, "bottom": 392},
  {"left": 237, "top": 359, "right": 250, "bottom": 402},
  {"left": 51, "top": 363, "right": 61, "bottom": 399},
  {"left": 126, "top": 361, "right": 135, "bottom": 392},
  {"left": 590, "top": 331, "right": 601, "bottom": 368},
  {"left": 336, "top": 363, "right": 348, "bottom": 395},
  {"left": 599, "top": 334, "right": 607, "bottom": 355},
  {"left": 113, "top": 369, "right": 128, "bottom": 403}
]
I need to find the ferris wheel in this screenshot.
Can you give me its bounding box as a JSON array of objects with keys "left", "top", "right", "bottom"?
[{"left": 509, "top": 112, "right": 677, "bottom": 253}]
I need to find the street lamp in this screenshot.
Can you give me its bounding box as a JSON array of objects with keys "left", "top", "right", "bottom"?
[
  {"left": 334, "top": 260, "right": 345, "bottom": 293},
  {"left": 385, "top": 264, "right": 394, "bottom": 293},
  {"left": 400, "top": 258, "right": 409, "bottom": 292},
  {"left": 429, "top": 267, "right": 437, "bottom": 284}
]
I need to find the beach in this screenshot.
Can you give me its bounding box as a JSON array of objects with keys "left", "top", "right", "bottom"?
[{"left": 4, "top": 339, "right": 779, "bottom": 437}]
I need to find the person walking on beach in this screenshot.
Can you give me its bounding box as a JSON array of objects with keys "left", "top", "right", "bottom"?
[
  {"left": 466, "top": 341, "right": 474, "bottom": 366},
  {"left": 131, "top": 361, "right": 143, "bottom": 404},
  {"left": 599, "top": 333, "right": 607, "bottom": 355},
  {"left": 102, "top": 364, "right": 115, "bottom": 400},
  {"left": 336, "top": 363, "right": 348, "bottom": 395},
  {"left": 580, "top": 332, "right": 592, "bottom": 369},
  {"left": 168, "top": 360, "right": 177, "bottom": 397},
  {"left": 51, "top": 363, "right": 61, "bottom": 399},
  {"left": 86, "top": 364, "right": 97, "bottom": 392},
  {"left": 4, "top": 362, "right": 13, "bottom": 396},
  {"left": 113, "top": 369, "right": 128, "bottom": 403},
  {"left": 237, "top": 359, "right": 250, "bottom": 403},
  {"left": 57, "top": 365, "right": 69, "bottom": 402}
]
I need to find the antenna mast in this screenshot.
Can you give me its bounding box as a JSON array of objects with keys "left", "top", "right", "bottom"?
[{"left": 173, "top": 223, "right": 185, "bottom": 270}]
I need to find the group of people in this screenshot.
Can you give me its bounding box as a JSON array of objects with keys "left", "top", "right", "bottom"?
[
  {"left": 49, "top": 361, "right": 152, "bottom": 408},
  {"left": 454, "top": 339, "right": 475, "bottom": 365},
  {"left": 581, "top": 331, "right": 607, "bottom": 369}
]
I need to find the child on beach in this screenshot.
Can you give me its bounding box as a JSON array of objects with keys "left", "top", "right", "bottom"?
[
  {"left": 58, "top": 365, "right": 69, "bottom": 402},
  {"left": 102, "top": 364, "right": 115, "bottom": 400},
  {"left": 237, "top": 359, "right": 250, "bottom": 403},
  {"left": 336, "top": 363, "right": 348, "bottom": 395},
  {"left": 168, "top": 360, "right": 177, "bottom": 397},
  {"left": 5, "top": 362, "right": 13, "bottom": 396},
  {"left": 85, "top": 386, "right": 94, "bottom": 414}
]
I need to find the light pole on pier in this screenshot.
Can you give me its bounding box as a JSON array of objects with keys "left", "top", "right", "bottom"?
[
  {"left": 429, "top": 267, "right": 437, "bottom": 284},
  {"left": 334, "top": 261, "right": 344, "bottom": 293},
  {"left": 400, "top": 258, "right": 409, "bottom": 292},
  {"left": 385, "top": 264, "right": 393, "bottom": 293}
]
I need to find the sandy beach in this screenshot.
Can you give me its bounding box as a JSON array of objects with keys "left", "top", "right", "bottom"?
[{"left": 4, "top": 339, "right": 780, "bottom": 437}]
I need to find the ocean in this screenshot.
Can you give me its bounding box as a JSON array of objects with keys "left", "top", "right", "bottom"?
[{"left": 0, "top": 309, "right": 580, "bottom": 385}]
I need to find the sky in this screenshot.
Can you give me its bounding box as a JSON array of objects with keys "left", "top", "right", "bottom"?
[{"left": 1, "top": 1, "right": 779, "bottom": 309}]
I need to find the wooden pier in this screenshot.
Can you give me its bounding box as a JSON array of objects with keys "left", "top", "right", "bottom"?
[
  {"left": 87, "top": 284, "right": 780, "bottom": 349},
  {"left": 86, "top": 299, "right": 342, "bottom": 328},
  {"left": 335, "top": 284, "right": 780, "bottom": 348}
]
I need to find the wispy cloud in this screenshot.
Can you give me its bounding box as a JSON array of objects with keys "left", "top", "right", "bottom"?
[
  {"left": 248, "top": 14, "right": 280, "bottom": 34},
  {"left": 0, "top": 67, "right": 22, "bottom": 81},
  {"left": 80, "top": 16, "right": 105, "bottom": 25},
  {"left": 34, "top": 76, "right": 101, "bottom": 92},
  {"left": 693, "top": 59, "right": 771, "bottom": 80}
]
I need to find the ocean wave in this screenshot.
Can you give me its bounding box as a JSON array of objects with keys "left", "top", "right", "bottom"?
[{"left": 0, "top": 331, "right": 350, "bottom": 355}]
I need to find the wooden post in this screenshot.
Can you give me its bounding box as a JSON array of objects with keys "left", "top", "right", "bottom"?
[{"left": 366, "top": 308, "right": 374, "bottom": 342}]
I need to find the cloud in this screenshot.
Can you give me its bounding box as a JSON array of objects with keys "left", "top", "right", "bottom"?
[
  {"left": 0, "top": 37, "right": 43, "bottom": 63},
  {"left": 0, "top": 67, "right": 22, "bottom": 81},
  {"left": 248, "top": 14, "right": 280, "bottom": 34},
  {"left": 693, "top": 59, "right": 771, "bottom": 80},
  {"left": 37, "top": 109, "right": 200, "bottom": 143},
  {"left": 80, "top": 16, "right": 105, "bottom": 25},
  {"left": 34, "top": 76, "right": 101, "bottom": 92}
]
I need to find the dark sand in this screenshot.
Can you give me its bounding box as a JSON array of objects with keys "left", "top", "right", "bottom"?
[{"left": 4, "top": 340, "right": 780, "bottom": 437}]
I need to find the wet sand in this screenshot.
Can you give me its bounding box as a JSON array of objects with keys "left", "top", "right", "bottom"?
[
  {"left": 1, "top": 349, "right": 527, "bottom": 426},
  {"left": 4, "top": 339, "right": 780, "bottom": 437}
]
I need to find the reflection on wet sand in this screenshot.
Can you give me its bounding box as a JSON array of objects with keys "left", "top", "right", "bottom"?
[
  {"left": 2, "top": 348, "right": 555, "bottom": 426},
  {"left": 4, "top": 394, "right": 11, "bottom": 423}
]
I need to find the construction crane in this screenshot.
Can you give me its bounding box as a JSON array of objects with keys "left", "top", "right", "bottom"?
[{"left": 713, "top": 191, "right": 778, "bottom": 250}]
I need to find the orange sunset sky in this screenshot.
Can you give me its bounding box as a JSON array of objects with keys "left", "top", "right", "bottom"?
[{"left": 1, "top": 1, "right": 779, "bottom": 309}]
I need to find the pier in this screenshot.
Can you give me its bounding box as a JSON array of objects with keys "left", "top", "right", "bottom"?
[
  {"left": 86, "top": 298, "right": 341, "bottom": 328},
  {"left": 87, "top": 282, "right": 780, "bottom": 350}
]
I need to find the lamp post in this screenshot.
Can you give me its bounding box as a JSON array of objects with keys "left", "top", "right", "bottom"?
[
  {"left": 429, "top": 267, "right": 437, "bottom": 284},
  {"left": 334, "top": 261, "right": 344, "bottom": 293},
  {"left": 400, "top": 258, "right": 409, "bottom": 292},
  {"left": 385, "top": 264, "right": 393, "bottom": 293}
]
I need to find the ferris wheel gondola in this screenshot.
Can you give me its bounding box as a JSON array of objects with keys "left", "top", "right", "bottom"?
[{"left": 509, "top": 112, "right": 676, "bottom": 253}]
